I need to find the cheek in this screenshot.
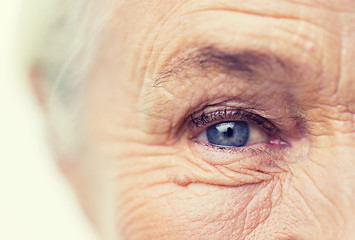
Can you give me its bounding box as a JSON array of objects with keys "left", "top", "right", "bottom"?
[
  {"left": 106, "top": 140, "right": 353, "bottom": 240},
  {"left": 113, "top": 166, "right": 280, "bottom": 240}
]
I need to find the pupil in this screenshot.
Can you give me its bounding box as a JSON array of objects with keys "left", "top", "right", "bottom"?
[
  {"left": 206, "top": 121, "right": 249, "bottom": 147},
  {"left": 224, "top": 127, "right": 234, "bottom": 138}
]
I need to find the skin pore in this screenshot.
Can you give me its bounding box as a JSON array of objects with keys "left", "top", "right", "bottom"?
[{"left": 46, "top": 0, "right": 355, "bottom": 239}]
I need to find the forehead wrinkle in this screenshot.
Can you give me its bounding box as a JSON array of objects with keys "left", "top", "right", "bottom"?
[{"left": 153, "top": 45, "right": 296, "bottom": 87}]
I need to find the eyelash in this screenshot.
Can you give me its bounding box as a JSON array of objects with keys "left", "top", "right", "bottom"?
[{"left": 190, "top": 108, "right": 278, "bottom": 134}]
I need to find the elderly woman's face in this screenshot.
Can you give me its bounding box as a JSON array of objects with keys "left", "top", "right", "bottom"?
[{"left": 62, "top": 0, "right": 355, "bottom": 239}]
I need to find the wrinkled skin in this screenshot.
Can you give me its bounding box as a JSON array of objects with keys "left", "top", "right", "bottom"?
[{"left": 48, "top": 0, "right": 355, "bottom": 239}]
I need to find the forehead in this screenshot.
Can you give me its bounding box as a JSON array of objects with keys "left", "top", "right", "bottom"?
[{"left": 104, "top": 0, "right": 355, "bottom": 111}]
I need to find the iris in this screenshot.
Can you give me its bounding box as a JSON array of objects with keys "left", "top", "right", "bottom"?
[{"left": 206, "top": 121, "right": 249, "bottom": 147}]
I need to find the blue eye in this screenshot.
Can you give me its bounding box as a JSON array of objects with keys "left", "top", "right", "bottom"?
[
  {"left": 192, "top": 109, "right": 277, "bottom": 149},
  {"left": 206, "top": 121, "right": 249, "bottom": 147}
]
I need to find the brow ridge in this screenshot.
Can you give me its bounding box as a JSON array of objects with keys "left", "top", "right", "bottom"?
[{"left": 153, "top": 46, "right": 290, "bottom": 87}]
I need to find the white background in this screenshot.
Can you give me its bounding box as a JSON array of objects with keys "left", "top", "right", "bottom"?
[{"left": 0, "top": 0, "right": 97, "bottom": 239}]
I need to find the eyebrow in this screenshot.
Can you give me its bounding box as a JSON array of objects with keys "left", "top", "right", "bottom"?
[{"left": 153, "top": 46, "right": 292, "bottom": 87}]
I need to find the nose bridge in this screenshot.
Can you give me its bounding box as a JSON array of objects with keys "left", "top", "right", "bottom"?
[
  {"left": 314, "top": 105, "right": 355, "bottom": 203},
  {"left": 333, "top": 13, "right": 355, "bottom": 115},
  {"left": 298, "top": 114, "right": 355, "bottom": 238}
]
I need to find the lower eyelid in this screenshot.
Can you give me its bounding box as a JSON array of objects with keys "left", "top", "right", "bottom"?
[
  {"left": 192, "top": 138, "right": 271, "bottom": 155},
  {"left": 186, "top": 141, "right": 287, "bottom": 183}
]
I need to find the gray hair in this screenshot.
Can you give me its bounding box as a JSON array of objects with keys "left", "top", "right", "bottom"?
[{"left": 19, "top": 0, "right": 119, "bottom": 154}]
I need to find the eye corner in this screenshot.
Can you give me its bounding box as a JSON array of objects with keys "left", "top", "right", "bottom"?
[{"left": 268, "top": 136, "right": 291, "bottom": 149}]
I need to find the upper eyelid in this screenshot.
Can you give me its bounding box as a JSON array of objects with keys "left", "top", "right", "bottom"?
[{"left": 189, "top": 108, "right": 279, "bottom": 135}]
